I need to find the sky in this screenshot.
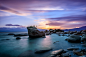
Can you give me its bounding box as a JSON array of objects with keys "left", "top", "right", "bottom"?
[{"left": 0, "top": 0, "right": 86, "bottom": 29}]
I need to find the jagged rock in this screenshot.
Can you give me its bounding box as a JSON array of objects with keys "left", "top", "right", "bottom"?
[
  {"left": 27, "top": 26, "right": 45, "bottom": 38},
  {"left": 67, "top": 47, "right": 79, "bottom": 50},
  {"left": 35, "top": 48, "right": 52, "bottom": 53},
  {"left": 50, "top": 49, "right": 64, "bottom": 57}
]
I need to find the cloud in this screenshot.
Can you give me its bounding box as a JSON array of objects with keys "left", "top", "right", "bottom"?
[
  {"left": 46, "top": 15, "right": 86, "bottom": 29},
  {"left": 47, "top": 15, "right": 86, "bottom": 22},
  {"left": 0, "top": 5, "right": 31, "bottom": 16},
  {"left": 0, "top": 0, "right": 86, "bottom": 29},
  {"left": 46, "top": 21, "right": 64, "bottom": 26},
  {"left": 5, "top": 24, "right": 21, "bottom": 26},
  {"left": 0, "top": 0, "right": 86, "bottom": 10},
  {"left": 0, "top": 0, "right": 86, "bottom": 17}
]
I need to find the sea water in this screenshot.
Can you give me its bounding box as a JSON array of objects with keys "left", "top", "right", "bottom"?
[{"left": 0, "top": 32, "right": 85, "bottom": 57}]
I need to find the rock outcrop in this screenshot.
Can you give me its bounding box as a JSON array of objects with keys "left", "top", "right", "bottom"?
[{"left": 27, "top": 26, "right": 45, "bottom": 38}]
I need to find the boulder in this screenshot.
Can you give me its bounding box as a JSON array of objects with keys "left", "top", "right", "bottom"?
[
  {"left": 50, "top": 49, "right": 64, "bottom": 57},
  {"left": 66, "top": 34, "right": 81, "bottom": 42},
  {"left": 27, "top": 26, "right": 45, "bottom": 38}
]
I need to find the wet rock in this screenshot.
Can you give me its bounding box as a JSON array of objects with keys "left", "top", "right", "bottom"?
[
  {"left": 16, "top": 37, "right": 21, "bottom": 40},
  {"left": 79, "top": 55, "right": 86, "bottom": 57},
  {"left": 82, "top": 44, "right": 86, "bottom": 47},
  {"left": 73, "top": 50, "right": 83, "bottom": 56},
  {"left": 50, "top": 49, "right": 64, "bottom": 57},
  {"left": 67, "top": 47, "right": 79, "bottom": 50},
  {"left": 63, "top": 49, "right": 68, "bottom": 53},
  {"left": 35, "top": 48, "right": 52, "bottom": 53},
  {"left": 27, "top": 26, "right": 45, "bottom": 38},
  {"left": 66, "top": 34, "right": 81, "bottom": 42},
  {"left": 62, "top": 52, "right": 71, "bottom": 57},
  {"left": 81, "top": 48, "right": 86, "bottom": 54}
]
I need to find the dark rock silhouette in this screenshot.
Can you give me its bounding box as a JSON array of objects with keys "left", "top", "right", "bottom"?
[{"left": 27, "top": 26, "right": 45, "bottom": 38}]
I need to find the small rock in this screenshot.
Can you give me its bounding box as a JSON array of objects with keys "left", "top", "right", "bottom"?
[
  {"left": 63, "top": 49, "right": 68, "bottom": 53},
  {"left": 56, "top": 55, "right": 60, "bottom": 57},
  {"left": 16, "top": 37, "right": 21, "bottom": 40},
  {"left": 67, "top": 47, "right": 79, "bottom": 50},
  {"left": 73, "top": 50, "right": 83, "bottom": 56}
]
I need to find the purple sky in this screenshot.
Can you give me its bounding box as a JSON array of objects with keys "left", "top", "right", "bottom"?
[{"left": 0, "top": 0, "right": 86, "bottom": 29}]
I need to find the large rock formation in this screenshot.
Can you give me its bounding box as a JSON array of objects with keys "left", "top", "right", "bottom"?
[{"left": 27, "top": 26, "right": 45, "bottom": 38}]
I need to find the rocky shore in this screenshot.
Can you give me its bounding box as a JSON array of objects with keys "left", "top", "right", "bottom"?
[{"left": 6, "top": 28, "right": 86, "bottom": 57}]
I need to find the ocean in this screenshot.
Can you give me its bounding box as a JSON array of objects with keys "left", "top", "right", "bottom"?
[{"left": 0, "top": 32, "right": 85, "bottom": 57}]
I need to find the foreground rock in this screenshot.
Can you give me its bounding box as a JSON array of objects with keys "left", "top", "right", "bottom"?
[
  {"left": 66, "top": 34, "right": 81, "bottom": 42},
  {"left": 50, "top": 49, "right": 64, "bottom": 57},
  {"left": 73, "top": 50, "right": 83, "bottom": 56},
  {"left": 35, "top": 48, "right": 52, "bottom": 53},
  {"left": 27, "top": 26, "right": 45, "bottom": 38}
]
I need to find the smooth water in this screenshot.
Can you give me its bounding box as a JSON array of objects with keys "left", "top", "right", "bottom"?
[{"left": 0, "top": 32, "right": 84, "bottom": 57}]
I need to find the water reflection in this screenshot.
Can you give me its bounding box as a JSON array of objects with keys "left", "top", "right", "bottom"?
[{"left": 40, "top": 36, "right": 52, "bottom": 49}]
